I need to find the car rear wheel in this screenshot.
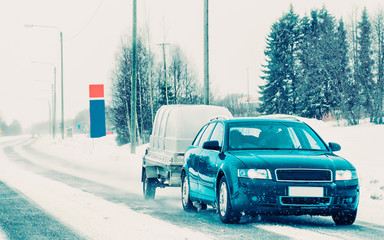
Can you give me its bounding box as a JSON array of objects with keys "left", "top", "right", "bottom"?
[
  {"left": 332, "top": 209, "right": 357, "bottom": 225},
  {"left": 218, "top": 176, "right": 241, "bottom": 223},
  {"left": 143, "top": 169, "right": 156, "bottom": 200},
  {"left": 181, "top": 174, "right": 197, "bottom": 211}
]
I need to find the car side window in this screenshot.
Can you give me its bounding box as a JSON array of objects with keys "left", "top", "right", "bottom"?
[
  {"left": 192, "top": 124, "right": 208, "bottom": 146},
  {"left": 209, "top": 123, "right": 224, "bottom": 148},
  {"left": 197, "top": 123, "right": 216, "bottom": 147}
]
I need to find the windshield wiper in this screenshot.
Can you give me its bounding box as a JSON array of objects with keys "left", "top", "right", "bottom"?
[{"left": 253, "top": 148, "right": 285, "bottom": 150}]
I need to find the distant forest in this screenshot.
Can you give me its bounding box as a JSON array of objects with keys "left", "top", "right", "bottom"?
[
  {"left": 0, "top": 116, "right": 22, "bottom": 136},
  {"left": 258, "top": 5, "right": 384, "bottom": 125}
]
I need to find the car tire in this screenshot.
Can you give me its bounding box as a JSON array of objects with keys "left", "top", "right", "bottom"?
[
  {"left": 143, "top": 169, "right": 156, "bottom": 200},
  {"left": 181, "top": 173, "right": 197, "bottom": 211},
  {"left": 200, "top": 203, "right": 207, "bottom": 211},
  {"left": 218, "top": 176, "right": 241, "bottom": 224},
  {"left": 332, "top": 209, "right": 357, "bottom": 225}
]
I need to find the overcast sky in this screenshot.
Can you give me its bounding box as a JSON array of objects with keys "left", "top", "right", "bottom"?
[{"left": 0, "top": 0, "right": 382, "bottom": 128}]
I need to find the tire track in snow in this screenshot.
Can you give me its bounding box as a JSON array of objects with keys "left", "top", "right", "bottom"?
[
  {"left": 6, "top": 137, "right": 384, "bottom": 240},
  {"left": 2, "top": 138, "right": 285, "bottom": 240}
]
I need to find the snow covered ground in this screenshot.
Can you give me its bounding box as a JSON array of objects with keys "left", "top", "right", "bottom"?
[
  {"left": 0, "top": 118, "right": 384, "bottom": 239},
  {"left": 326, "top": 123, "right": 384, "bottom": 222},
  {"left": 298, "top": 117, "right": 384, "bottom": 224},
  {"left": 0, "top": 136, "right": 210, "bottom": 240}
]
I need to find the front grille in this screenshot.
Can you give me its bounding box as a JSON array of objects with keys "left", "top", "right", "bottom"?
[
  {"left": 276, "top": 169, "right": 332, "bottom": 182},
  {"left": 280, "top": 197, "right": 331, "bottom": 206}
]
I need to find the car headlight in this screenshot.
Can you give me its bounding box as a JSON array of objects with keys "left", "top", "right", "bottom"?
[
  {"left": 335, "top": 170, "right": 358, "bottom": 181},
  {"left": 238, "top": 169, "right": 272, "bottom": 179}
]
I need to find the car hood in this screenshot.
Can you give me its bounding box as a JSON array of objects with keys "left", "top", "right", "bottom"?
[{"left": 229, "top": 150, "right": 355, "bottom": 170}]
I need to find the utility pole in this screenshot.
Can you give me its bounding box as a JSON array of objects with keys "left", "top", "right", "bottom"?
[
  {"left": 53, "top": 66, "right": 57, "bottom": 138},
  {"left": 130, "top": 0, "right": 137, "bottom": 154},
  {"left": 158, "top": 42, "right": 170, "bottom": 105},
  {"left": 31, "top": 61, "right": 57, "bottom": 139},
  {"left": 247, "top": 68, "right": 250, "bottom": 117},
  {"left": 204, "top": 0, "right": 209, "bottom": 105},
  {"left": 60, "top": 31, "right": 64, "bottom": 139},
  {"left": 144, "top": 10, "right": 154, "bottom": 123},
  {"left": 25, "top": 24, "right": 63, "bottom": 138}
]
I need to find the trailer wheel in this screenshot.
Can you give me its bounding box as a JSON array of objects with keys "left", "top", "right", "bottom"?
[{"left": 143, "top": 169, "right": 156, "bottom": 200}]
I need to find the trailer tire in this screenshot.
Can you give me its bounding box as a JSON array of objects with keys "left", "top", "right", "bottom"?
[{"left": 143, "top": 169, "right": 156, "bottom": 200}]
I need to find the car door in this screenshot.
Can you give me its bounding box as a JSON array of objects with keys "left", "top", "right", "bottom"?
[
  {"left": 186, "top": 124, "right": 209, "bottom": 196},
  {"left": 187, "top": 122, "right": 215, "bottom": 200},
  {"left": 198, "top": 122, "right": 224, "bottom": 203}
]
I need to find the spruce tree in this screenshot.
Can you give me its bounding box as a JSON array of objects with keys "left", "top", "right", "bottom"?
[
  {"left": 297, "top": 10, "right": 327, "bottom": 118},
  {"left": 357, "top": 7, "right": 375, "bottom": 121},
  {"left": 336, "top": 18, "right": 360, "bottom": 124},
  {"left": 297, "top": 8, "right": 341, "bottom": 119},
  {"left": 373, "top": 10, "right": 384, "bottom": 124},
  {"left": 259, "top": 6, "right": 300, "bottom": 115}
]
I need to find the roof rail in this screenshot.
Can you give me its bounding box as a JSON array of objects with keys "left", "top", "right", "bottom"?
[
  {"left": 210, "top": 115, "right": 231, "bottom": 121},
  {"left": 256, "top": 114, "right": 301, "bottom": 122}
]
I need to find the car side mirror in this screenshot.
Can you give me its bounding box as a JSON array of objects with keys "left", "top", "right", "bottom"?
[
  {"left": 329, "top": 142, "right": 341, "bottom": 152},
  {"left": 202, "top": 140, "right": 221, "bottom": 151}
]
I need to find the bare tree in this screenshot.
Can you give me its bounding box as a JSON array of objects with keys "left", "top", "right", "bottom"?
[{"left": 168, "top": 45, "right": 202, "bottom": 104}]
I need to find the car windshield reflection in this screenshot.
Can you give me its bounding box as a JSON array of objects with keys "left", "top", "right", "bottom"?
[{"left": 228, "top": 123, "right": 328, "bottom": 151}]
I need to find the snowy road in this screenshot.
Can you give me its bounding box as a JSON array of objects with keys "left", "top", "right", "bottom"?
[{"left": 0, "top": 135, "right": 384, "bottom": 239}]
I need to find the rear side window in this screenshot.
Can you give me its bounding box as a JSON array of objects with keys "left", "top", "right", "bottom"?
[
  {"left": 197, "top": 123, "right": 216, "bottom": 147},
  {"left": 209, "top": 123, "right": 224, "bottom": 148},
  {"left": 192, "top": 124, "right": 208, "bottom": 146}
]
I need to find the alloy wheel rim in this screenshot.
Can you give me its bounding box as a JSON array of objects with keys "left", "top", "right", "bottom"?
[
  {"left": 182, "top": 176, "right": 189, "bottom": 206},
  {"left": 219, "top": 182, "right": 228, "bottom": 216}
]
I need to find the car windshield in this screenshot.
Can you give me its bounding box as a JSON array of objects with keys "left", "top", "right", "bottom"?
[{"left": 228, "top": 122, "right": 328, "bottom": 151}]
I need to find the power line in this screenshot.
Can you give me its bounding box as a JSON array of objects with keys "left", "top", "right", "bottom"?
[
  {"left": 65, "top": 0, "right": 104, "bottom": 42},
  {"left": 158, "top": 43, "right": 170, "bottom": 105}
]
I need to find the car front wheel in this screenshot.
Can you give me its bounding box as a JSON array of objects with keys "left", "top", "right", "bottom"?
[
  {"left": 218, "top": 176, "right": 241, "bottom": 223},
  {"left": 332, "top": 209, "right": 357, "bottom": 225}
]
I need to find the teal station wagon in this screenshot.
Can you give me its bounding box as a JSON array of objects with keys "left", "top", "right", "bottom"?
[{"left": 181, "top": 117, "right": 359, "bottom": 225}]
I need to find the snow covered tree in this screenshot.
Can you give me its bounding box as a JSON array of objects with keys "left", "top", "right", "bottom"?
[
  {"left": 111, "top": 35, "right": 153, "bottom": 145},
  {"left": 154, "top": 61, "right": 174, "bottom": 106},
  {"left": 344, "top": 7, "right": 363, "bottom": 125},
  {"left": 168, "top": 45, "right": 202, "bottom": 104},
  {"left": 372, "top": 9, "right": 384, "bottom": 124},
  {"left": 335, "top": 18, "right": 359, "bottom": 125},
  {"left": 297, "top": 8, "right": 342, "bottom": 119},
  {"left": 259, "top": 6, "right": 300, "bottom": 115},
  {"left": 357, "top": 7, "right": 375, "bottom": 121},
  {"left": 111, "top": 39, "right": 131, "bottom": 145},
  {"left": 331, "top": 18, "right": 352, "bottom": 122}
]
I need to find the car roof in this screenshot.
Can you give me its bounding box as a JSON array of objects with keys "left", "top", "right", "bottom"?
[{"left": 211, "top": 115, "right": 303, "bottom": 124}]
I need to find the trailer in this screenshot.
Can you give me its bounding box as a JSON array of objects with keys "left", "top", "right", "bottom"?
[{"left": 141, "top": 105, "right": 233, "bottom": 199}]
